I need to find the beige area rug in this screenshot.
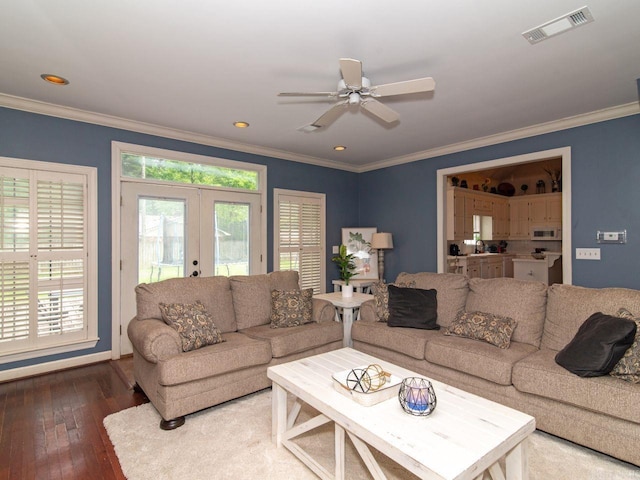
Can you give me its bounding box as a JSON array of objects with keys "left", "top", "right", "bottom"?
[{"left": 104, "top": 389, "right": 640, "bottom": 480}]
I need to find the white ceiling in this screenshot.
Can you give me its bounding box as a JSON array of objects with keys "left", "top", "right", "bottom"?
[{"left": 2, "top": 1, "right": 639, "bottom": 171}]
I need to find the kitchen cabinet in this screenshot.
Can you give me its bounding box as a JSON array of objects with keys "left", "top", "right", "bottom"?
[
  {"left": 474, "top": 197, "right": 492, "bottom": 216},
  {"left": 529, "top": 193, "right": 562, "bottom": 224},
  {"left": 491, "top": 197, "right": 509, "bottom": 239},
  {"left": 502, "top": 254, "right": 515, "bottom": 278},
  {"left": 447, "top": 189, "right": 474, "bottom": 240},
  {"left": 481, "top": 256, "right": 503, "bottom": 279},
  {"left": 509, "top": 197, "right": 530, "bottom": 240},
  {"left": 466, "top": 257, "right": 482, "bottom": 278}
]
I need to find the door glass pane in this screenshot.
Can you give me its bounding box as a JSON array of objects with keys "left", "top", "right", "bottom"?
[
  {"left": 138, "top": 198, "right": 185, "bottom": 283},
  {"left": 214, "top": 203, "right": 249, "bottom": 276}
]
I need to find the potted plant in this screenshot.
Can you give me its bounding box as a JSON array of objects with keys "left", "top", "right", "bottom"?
[{"left": 332, "top": 244, "right": 357, "bottom": 297}]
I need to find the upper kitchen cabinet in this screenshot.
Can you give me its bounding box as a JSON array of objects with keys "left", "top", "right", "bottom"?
[
  {"left": 509, "top": 196, "right": 530, "bottom": 240},
  {"left": 447, "top": 188, "right": 474, "bottom": 240},
  {"left": 492, "top": 196, "right": 509, "bottom": 239},
  {"left": 529, "top": 193, "right": 562, "bottom": 224}
]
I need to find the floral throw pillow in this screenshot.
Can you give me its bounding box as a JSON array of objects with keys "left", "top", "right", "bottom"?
[
  {"left": 444, "top": 311, "right": 517, "bottom": 349},
  {"left": 610, "top": 308, "right": 640, "bottom": 383},
  {"left": 159, "top": 300, "right": 224, "bottom": 352},
  {"left": 372, "top": 280, "right": 416, "bottom": 322},
  {"left": 270, "top": 288, "right": 313, "bottom": 328}
]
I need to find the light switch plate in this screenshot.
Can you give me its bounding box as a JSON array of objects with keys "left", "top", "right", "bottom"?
[
  {"left": 332, "top": 245, "right": 339, "bottom": 254},
  {"left": 576, "top": 248, "right": 601, "bottom": 260}
]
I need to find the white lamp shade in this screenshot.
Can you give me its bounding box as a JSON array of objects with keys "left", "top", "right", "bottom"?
[{"left": 371, "top": 232, "right": 393, "bottom": 249}]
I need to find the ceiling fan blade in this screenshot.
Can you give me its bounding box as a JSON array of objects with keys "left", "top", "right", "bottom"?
[
  {"left": 339, "top": 58, "right": 362, "bottom": 90},
  {"left": 298, "top": 101, "right": 349, "bottom": 131},
  {"left": 370, "top": 77, "right": 435, "bottom": 97},
  {"left": 360, "top": 98, "right": 399, "bottom": 123},
  {"left": 278, "top": 92, "right": 338, "bottom": 97}
]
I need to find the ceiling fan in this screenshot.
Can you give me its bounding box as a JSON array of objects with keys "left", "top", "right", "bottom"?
[{"left": 278, "top": 58, "right": 435, "bottom": 131}]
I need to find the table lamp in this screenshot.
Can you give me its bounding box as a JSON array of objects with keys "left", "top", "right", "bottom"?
[{"left": 370, "top": 232, "right": 393, "bottom": 282}]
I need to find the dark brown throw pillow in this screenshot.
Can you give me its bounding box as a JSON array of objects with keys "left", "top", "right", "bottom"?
[
  {"left": 372, "top": 280, "right": 416, "bottom": 322},
  {"left": 270, "top": 288, "right": 313, "bottom": 328},
  {"left": 444, "top": 311, "right": 517, "bottom": 349},
  {"left": 555, "top": 312, "right": 637, "bottom": 377},
  {"left": 387, "top": 285, "right": 439, "bottom": 330},
  {"left": 159, "top": 301, "right": 224, "bottom": 352}
]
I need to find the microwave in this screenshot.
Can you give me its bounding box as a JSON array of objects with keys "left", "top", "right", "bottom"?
[{"left": 530, "top": 226, "right": 562, "bottom": 241}]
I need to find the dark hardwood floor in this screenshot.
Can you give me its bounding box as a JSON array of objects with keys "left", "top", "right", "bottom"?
[{"left": 0, "top": 360, "right": 148, "bottom": 480}]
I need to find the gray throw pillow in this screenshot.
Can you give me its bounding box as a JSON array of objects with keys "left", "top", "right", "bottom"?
[
  {"left": 159, "top": 300, "right": 224, "bottom": 352},
  {"left": 270, "top": 288, "right": 313, "bottom": 328}
]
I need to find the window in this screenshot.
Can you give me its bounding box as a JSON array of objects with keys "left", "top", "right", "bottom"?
[
  {"left": 274, "top": 189, "right": 325, "bottom": 294},
  {"left": 0, "top": 159, "right": 97, "bottom": 363}
]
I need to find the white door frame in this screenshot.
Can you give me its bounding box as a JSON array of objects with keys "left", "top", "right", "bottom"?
[{"left": 436, "top": 146, "right": 572, "bottom": 284}]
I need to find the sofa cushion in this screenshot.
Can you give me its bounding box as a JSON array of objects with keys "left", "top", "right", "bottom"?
[
  {"left": 513, "top": 348, "right": 640, "bottom": 424},
  {"left": 159, "top": 301, "right": 224, "bottom": 352},
  {"left": 371, "top": 280, "right": 416, "bottom": 322},
  {"left": 156, "top": 332, "right": 272, "bottom": 386},
  {"left": 350, "top": 320, "right": 440, "bottom": 360},
  {"left": 240, "top": 321, "right": 343, "bottom": 358},
  {"left": 610, "top": 308, "right": 640, "bottom": 383},
  {"left": 270, "top": 288, "right": 313, "bottom": 328},
  {"left": 425, "top": 335, "right": 537, "bottom": 385},
  {"left": 542, "top": 283, "right": 640, "bottom": 351},
  {"left": 555, "top": 312, "right": 636, "bottom": 377},
  {"left": 444, "top": 310, "right": 516, "bottom": 349},
  {"left": 395, "top": 272, "right": 469, "bottom": 328},
  {"left": 387, "top": 285, "right": 439, "bottom": 330},
  {"left": 465, "top": 277, "right": 547, "bottom": 347},
  {"left": 230, "top": 271, "right": 300, "bottom": 329},
  {"left": 135, "top": 276, "right": 237, "bottom": 333}
]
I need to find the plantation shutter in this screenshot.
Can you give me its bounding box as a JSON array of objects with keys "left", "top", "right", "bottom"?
[
  {"left": 0, "top": 166, "right": 88, "bottom": 356},
  {"left": 275, "top": 190, "right": 325, "bottom": 294}
]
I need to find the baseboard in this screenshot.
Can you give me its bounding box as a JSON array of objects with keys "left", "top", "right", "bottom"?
[{"left": 0, "top": 351, "right": 112, "bottom": 383}]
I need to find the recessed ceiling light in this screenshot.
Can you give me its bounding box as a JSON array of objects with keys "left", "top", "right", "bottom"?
[
  {"left": 233, "top": 121, "right": 250, "bottom": 128},
  {"left": 40, "top": 74, "right": 69, "bottom": 85},
  {"left": 333, "top": 145, "right": 347, "bottom": 151}
]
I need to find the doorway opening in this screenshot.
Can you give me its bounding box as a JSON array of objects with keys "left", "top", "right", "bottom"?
[{"left": 436, "top": 147, "right": 572, "bottom": 284}]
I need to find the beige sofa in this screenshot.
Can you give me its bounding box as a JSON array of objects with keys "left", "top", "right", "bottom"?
[
  {"left": 351, "top": 272, "right": 640, "bottom": 466},
  {"left": 127, "top": 271, "right": 342, "bottom": 429}
]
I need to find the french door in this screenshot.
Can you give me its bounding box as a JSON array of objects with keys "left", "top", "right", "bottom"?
[{"left": 120, "top": 182, "right": 261, "bottom": 354}]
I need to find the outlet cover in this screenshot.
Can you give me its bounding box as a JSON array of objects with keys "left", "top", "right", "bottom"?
[{"left": 576, "top": 248, "right": 601, "bottom": 260}]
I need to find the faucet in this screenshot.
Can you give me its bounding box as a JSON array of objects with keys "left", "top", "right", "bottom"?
[{"left": 475, "top": 240, "right": 485, "bottom": 254}]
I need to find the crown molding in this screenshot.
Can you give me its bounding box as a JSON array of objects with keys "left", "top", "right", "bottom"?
[
  {"left": 1, "top": 93, "right": 637, "bottom": 174},
  {"left": 0, "top": 93, "right": 360, "bottom": 173},
  {"left": 357, "top": 102, "right": 640, "bottom": 172}
]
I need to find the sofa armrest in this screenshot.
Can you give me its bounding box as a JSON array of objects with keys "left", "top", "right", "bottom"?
[
  {"left": 312, "top": 298, "right": 336, "bottom": 323},
  {"left": 127, "top": 317, "right": 181, "bottom": 363},
  {"left": 358, "top": 299, "right": 377, "bottom": 323}
]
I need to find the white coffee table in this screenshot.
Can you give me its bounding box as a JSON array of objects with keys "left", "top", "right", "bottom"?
[
  {"left": 314, "top": 292, "right": 373, "bottom": 347},
  {"left": 268, "top": 348, "right": 535, "bottom": 480}
]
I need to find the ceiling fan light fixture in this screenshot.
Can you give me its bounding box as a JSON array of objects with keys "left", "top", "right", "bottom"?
[
  {"left": 40, "top": 74, "right": 69, "bottom": 85},
  {"left": 348, "top": 92, "right": 361, "bottom": 105},
  {"left": 233, "top": 121, "right": 250, "bottom": 128}
]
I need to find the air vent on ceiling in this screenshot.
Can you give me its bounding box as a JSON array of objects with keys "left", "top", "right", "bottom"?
[{"left": 522, "top": 6, "right": 594, "bottom": 45}]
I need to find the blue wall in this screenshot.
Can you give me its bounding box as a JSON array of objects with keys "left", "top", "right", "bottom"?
[
  {"left": 359, "top": 114, "right": 640, "bottom": 289},
  {"left": 0, "top": 107, "right": 359, "bottom": 370},
  {"left": 2, "top": 105, "right": 639, "bottom": 373}
]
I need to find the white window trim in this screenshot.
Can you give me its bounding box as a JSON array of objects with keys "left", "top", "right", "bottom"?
[
  {"left": 111, "top": 141, "right": 267, "bottom": 359},
  {"left": 0, "top": 156, "right": 99, "bottom": 365},
  {"left": 274, "top": 188, "right": 326, "bottom": 293}
]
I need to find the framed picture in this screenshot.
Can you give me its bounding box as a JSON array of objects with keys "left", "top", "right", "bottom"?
[{"left": 341, "top": 227, "right": 378, "bottom": 280}]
